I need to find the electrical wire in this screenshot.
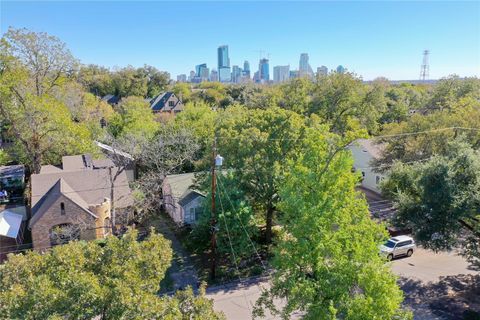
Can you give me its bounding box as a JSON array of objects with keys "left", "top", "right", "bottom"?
[
  {"left": 216, "top": 175, "right": 269, "bottom": 274},
  {"left": 217, "top": 181, "right": 253, "bottom": 313},
  {"left": 215, "top": 126, "right": 480, "bottom": 142}
]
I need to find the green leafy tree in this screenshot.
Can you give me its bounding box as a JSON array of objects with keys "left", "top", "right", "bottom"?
[
  {"left": 374, "top": 98, "right": 480, "bottom": 169},
  {"left": 242, "top": 85, "right": 281, "bottom": 110},
  {"left": 108, "top": 96, "right": 159, "bottom": 139},
  {"left": 111, "top": 66, "right": 149, "bottom": 98},
  {"left": 171, "top": 82, "right": 192, "bottom": 103},
  {"left": 188, "top": 172, "right": 259, "bottom": 270},
  {"left": 171, "top": 102, "right": 216, "bottom": 169},
  {"left": 217, "top": 105, "right": 308, "bottom": 244},
  {"left": 0, "top": 149, "right": 9, "bottom": 166},
  {"left": 138, "top": 65, "right": 170, "bottom": 98},
  {"left": 53, "top": 82, "right": 114, "bottom": 136},
  {"left": 77, "top": 64, "right": 114, "bottom": 97},
  {"left": 0, "top": 229, "right": 224, "bottom": 319},
  {"left": 382, "top": 141, "right": 480, "bottom": 267},
  {"left": 278, "top": 78, "right": 313, "bottom": 114},
  {"left": 310, "top": 72, "right": 366, "bottom": 133},
  {"left": 426, "top": 75, "right": 480, "bottom": 112},
  {"left": 2, "top": 27, "right": 78, "bottom": 96},
  {"left": 254, "top": 126, "right": 408, "bottom": 320},
  {"left": 194, "top": 82, "right": 228, "bottom": 106},
  {"left": 0, "top": 29, "right": 95, "bottom": 173}
]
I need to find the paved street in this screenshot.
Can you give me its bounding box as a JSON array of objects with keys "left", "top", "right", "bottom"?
[
  {"left": 392, "top": 248, "right": 479, "bottom": 320},
  {"left": 391, "top": 248, "right": 477, "bottom": 282},
  {"left": 206, "top": 277, "right": 302, "bottom": 320},
  {"left": 207, "top": 248, "right": 479, "bottom": 320}
]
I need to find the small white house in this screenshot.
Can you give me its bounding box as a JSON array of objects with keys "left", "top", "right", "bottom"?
[
  {"left": 348, "top": 139, "right": 386, "bottom": 194},
  {"left": 162, "top": 173, "right": 206, "bottom": 225}
]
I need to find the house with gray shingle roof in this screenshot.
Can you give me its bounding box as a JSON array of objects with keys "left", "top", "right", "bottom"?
[
  {"left": 162, "top": 172, "right": 205, "bottom": 225},
  {"left": 150, "top": 92, "right": 184, "bottom": 114},
  {"left": 29, "top": 154, "right": 133, "bottom": 249}
]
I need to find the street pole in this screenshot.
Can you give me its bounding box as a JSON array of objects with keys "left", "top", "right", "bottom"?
[{"left": 210, "top": 136, "right": 217, "bottom": 280}]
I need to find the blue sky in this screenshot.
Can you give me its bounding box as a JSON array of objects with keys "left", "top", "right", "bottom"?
[{"left": 1, "top": 1, "right": 479, "bottom": 80}]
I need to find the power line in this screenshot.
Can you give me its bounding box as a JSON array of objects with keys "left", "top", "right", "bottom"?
[
  {"left": 354, "top": 157, "right": 433, "bottom": 170},
  {"left": 215, "top": 126, "right": 480, "bottom": 142},
  {"left": 217, "top": 175, "right": 269, "bottom": 273},
  {"left": 217, "top": 182, "right": 253, "bottom": 313}
]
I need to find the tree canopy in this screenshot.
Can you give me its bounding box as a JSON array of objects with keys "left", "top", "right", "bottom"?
[
  {"left": 382, "top": 141, "right": 480, "bottom": 267},
  {"left": 254, "top": 126, "right": 409, "bottom": 320},
  {"left": 0, "top": 229, "right": 224, "bottom": 320}
]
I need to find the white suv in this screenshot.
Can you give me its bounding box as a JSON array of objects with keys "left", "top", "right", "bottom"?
[{"left": 380, "top": 235, "right": 416, "bottom": 261}]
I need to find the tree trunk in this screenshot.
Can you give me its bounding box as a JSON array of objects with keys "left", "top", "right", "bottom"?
[
  {"left": 32, "top": 151, "right": 42, "bottom": 174},
  {"left": 265, "top": 204, "right": 274, "bottom": 244}
]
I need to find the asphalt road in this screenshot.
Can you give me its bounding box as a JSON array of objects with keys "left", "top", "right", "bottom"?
[
  {"left": 391, "top": 247, "right": 477, "bottom": 282},
  {"left": 206, "top": 279, "right": 302, "bottom": 320},
  {"left": 208, "top": 248, "right": 479, "bottom": 320},
  {"left": 392, "top": 248, "right": 479, "bottom": 320}
]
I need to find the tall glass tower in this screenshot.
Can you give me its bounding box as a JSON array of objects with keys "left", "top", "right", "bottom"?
[
  {"left": 299, "top": 53, "right": 314, "bottom": 78},
  {"left": 218, "top": 45, "right": 231, "bottom": 82},
  {"left": 243, "top": 60, "right": 250, "bottom": 79},
  {"left": 259, "top": 58, "right": 270, "bottom": 82}
]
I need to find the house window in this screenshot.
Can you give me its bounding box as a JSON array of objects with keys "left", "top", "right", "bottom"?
[
  {"left": 376, "top": 176, "right": 380, "bottom": 185},
  {"left": 168, "top": 101, "right": 175, "bottom": 107},
  {"left": 60, "top": 202, "right": 65, "bottom": 215},
  {"left": 185, "top": 207, "right": 195, "bottom": 223},
  {"left": 50, "top": 223, "right": 80, "bottom": 246},
  {"left": 185, "top": 207, "right": 202, "bottom": 223}
]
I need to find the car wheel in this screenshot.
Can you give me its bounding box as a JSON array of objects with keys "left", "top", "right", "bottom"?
[
  {"left": 387, "top": 254, "right": 393, "bottom": 261},
  {"left": 407, "top": 249, "right": 413, "bottom": 257}
]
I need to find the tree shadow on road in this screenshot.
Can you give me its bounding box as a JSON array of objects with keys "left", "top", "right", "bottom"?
[{"left": 399, "top": 274, "right": 480, "bottom": 319}]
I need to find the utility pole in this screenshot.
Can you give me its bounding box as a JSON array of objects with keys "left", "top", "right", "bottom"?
[{"left": 210, "top": 136, "right": 217, "bottom": 280}]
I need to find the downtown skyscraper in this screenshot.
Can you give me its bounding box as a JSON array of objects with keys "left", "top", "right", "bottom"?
[
  {"left": 257, "top": 58, "right": 270, "bottom": 83},
  {"left": 218, "top": 45, "right": 231, "bottom": 82},
  {"left": 299, "top": 53, "right": 314, "bottom": 79},
  {"left": 273, "top": 65, "right": 290, "bottom": 83}
]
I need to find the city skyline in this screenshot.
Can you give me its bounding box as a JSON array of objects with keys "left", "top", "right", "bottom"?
[
  {"left": 181, "top": 48, "right": 338, "bottom": 83},
  {"left": 1, "top": 1, "right": 479, "bottom": 80}
]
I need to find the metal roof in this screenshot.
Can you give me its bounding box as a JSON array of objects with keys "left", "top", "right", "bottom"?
[{"left": 0, "top": 210, "right": 23, "bottom": 238}]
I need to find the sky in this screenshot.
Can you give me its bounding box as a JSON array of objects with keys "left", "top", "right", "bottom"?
[{"left": 1, "top": 1, "right": 479, "bottom": 80}]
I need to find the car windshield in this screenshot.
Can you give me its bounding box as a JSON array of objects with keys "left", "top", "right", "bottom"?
[{"left": 384, "top": 240, "right": 396, "bottom": 248}]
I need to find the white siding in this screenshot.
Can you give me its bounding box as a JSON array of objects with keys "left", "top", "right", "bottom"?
[{"left": 348, "top": 144, "right": 385, "bottom": 194}]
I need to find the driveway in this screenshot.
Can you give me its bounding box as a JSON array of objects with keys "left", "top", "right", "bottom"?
[
  {"left": 142, "top": 216, "right": 199, "bottom": 293},
  {"left": 391, "top": 248, "right": 480, "bottom": 319}
]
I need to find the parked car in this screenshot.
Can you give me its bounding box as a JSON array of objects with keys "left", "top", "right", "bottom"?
[{"left": 380, "top": 235, "right": 416, "bottom": 260}]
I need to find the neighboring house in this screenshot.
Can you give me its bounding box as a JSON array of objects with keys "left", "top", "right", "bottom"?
[
  {"left": 348, "top": 139, "right": 386, "bottom": 194},
  {"left": 0, "top": 165, "right": 25, "bottom": 200},
  {"left": 162, "top": 173, "right": 205, "bottom": 225},
  {"left": 150, "top": 92, "right": 184, "bottom": 114},
  {"left": 101, "top": 94, "right": 121, "bottom": 106},
  {"left": 0, "top": 206, "right": 26, "bottom": 262},
  {"left": 29, "top": 154, "right": 133, "bottom": 250},
  {"left": 95, "top": 141, "right": 136, "bottom": 182}
]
